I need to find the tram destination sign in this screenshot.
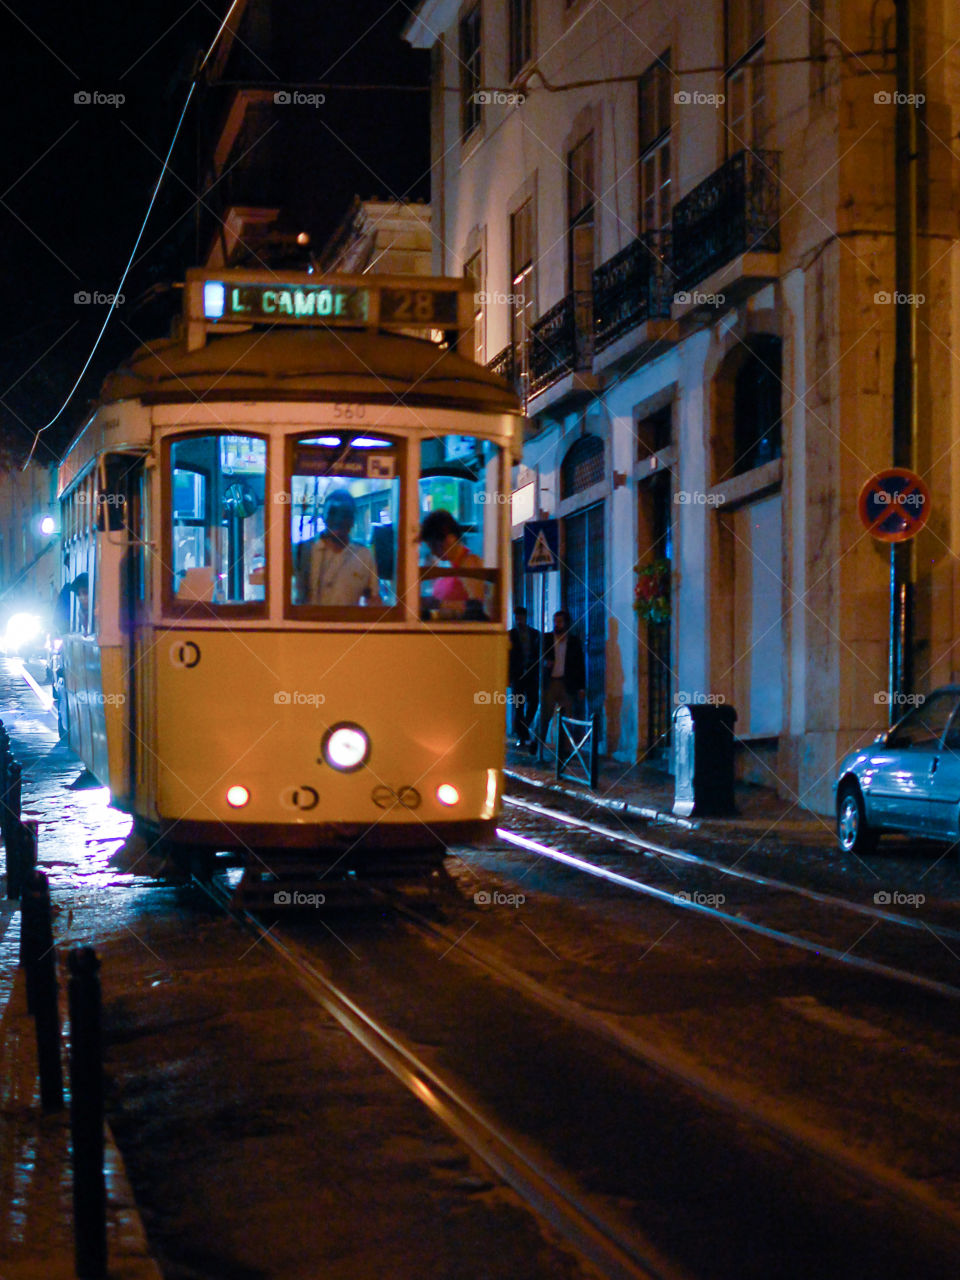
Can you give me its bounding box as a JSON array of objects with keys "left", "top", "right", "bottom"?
[
  {"left": 196, "top": 276, "right": 461, "bottom": 330},
  {"left": 203, "top": 281, "right": 370, "bottom": 324}
]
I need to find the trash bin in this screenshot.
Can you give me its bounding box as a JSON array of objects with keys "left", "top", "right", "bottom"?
[{"left": 672, "top": 703, "right": 738, "bottom": 817}]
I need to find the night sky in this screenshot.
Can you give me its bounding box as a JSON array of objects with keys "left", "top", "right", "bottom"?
[{"left": 0, "top": 0, "right": 429, "bottom": 465}]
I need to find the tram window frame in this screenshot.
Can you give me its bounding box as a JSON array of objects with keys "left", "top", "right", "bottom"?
[
  {"left": 161, "top": 430, "right": 269, "bottom": 620},
  {"left": 284, "top": 429, "right": 406, "bottom": 623},
  {"left": 58, "top": 470, "right": 97, "bottom": 635}
]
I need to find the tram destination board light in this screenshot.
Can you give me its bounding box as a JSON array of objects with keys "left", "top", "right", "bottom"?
[
  {"left": 204, "top": 282, "right": 371, "bottom": 324},
  {"left": 199, "top": 280, "right": 460, "bottom": 328}
]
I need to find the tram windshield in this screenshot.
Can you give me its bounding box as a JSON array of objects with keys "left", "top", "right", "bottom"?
[
  {"left": 289, "top": 432, "right": 401, "bottom": 611},
  {"left": 419, "top": 434, "right": 500, "bottom": 622},
  {"left": 170, "top": 434, "right": 266, "bottom": 605}
]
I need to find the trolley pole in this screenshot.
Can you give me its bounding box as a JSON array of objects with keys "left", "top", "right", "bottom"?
[{"left": 890, "top": 0, "right": 918, "bottom": 716}]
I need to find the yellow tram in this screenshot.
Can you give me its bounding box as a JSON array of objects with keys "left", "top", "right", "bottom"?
[{"left": 56, "top": 270, "right": 523, "bottom": 869}]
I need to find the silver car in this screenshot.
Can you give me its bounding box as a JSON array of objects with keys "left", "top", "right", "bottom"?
[{"left": 834, "top": 687, "right": 960, "bottom": 853}]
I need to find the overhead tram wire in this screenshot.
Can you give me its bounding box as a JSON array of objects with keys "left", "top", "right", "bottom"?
[{"left": 22, "top": 0, "right": 246, "bottom": 471}]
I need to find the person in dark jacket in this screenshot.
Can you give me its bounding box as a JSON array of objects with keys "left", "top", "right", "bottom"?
[
  {"left": 508, "top": 606, "right": 541, "bottom": 745},
  {"left": 536, "top": 610, "right": 586, "bottom": 746}
]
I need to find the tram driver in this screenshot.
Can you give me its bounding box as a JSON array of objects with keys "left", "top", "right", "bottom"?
[{"left": 298, "top": 488, "right": 380, "bottom": 607}]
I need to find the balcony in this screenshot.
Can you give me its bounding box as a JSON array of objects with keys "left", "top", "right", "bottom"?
[
  {"left": 487, "top": 344, "right": 516, "bottom": 387},
  {"left": 672, "top": 149, "right": 780, "bottom": 294},
  {"left": 529, "top": 291, "right": 593, "bottom": 396},
  {"left": 593, "top": 230, "right": 675, "bottom": 353}
]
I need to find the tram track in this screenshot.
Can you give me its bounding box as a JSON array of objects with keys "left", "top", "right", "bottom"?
[
  {"left": 187, "top": 865, "right": 960, "bottom": 1279},
  {"left": 497, "top": 794, "right": 960, "bottom": 1001},
  {"left": 194, "top": 872, "right": 680, "bottom": 1280}
]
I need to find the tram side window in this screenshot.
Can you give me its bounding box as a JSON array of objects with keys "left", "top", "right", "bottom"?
[
  {"left": 170, "top": 435, "right": 266, "bottom": 604},
  {"left": 289, "top": 432, "right": 401, "bottom": 610},
  {"left": 419, "top": 435, "right": 502, "bottom": 622}
]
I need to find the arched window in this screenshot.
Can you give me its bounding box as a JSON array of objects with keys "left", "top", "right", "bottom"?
[
  {"left": 733, "top": 336, "right": 782, "bottom": 475},
  {"left": 561, "top": 435, "right": 604, "bottom": 498}
]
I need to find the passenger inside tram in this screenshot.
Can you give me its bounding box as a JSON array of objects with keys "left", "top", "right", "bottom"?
[{"left": 419, "top": 508, "right": 489, "bottom": 620}]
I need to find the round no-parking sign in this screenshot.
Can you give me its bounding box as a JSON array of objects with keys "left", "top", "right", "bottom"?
[{"left": 857, "top": 468, "right": 930, "bottom": 542}]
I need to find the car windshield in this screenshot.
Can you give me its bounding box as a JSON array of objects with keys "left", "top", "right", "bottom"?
[{"left": 886, "top": 691, "right": 959, "bottom": 748}]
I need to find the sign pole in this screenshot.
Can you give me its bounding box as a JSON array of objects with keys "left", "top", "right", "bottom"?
[
  {"left": 891, "top": 0, "right": 918, "bottom": 717},
  {"left": 537, "top": 572, "right": 546, "bottom": 763}
]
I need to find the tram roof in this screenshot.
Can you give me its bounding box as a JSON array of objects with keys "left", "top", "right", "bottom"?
[{"left": 100, "top": 328, "right": 521, "bottom": 413}]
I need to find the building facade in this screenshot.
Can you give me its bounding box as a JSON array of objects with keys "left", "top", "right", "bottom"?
[{"left": 405, "top": 0, "right": 960, "bottom": 812}]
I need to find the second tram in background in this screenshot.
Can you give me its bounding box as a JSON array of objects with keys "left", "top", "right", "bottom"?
[{"left": 55, "top": 269, "right": 523, "bottom": 875}]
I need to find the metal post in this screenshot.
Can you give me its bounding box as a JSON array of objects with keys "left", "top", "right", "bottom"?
[
  {"left": 890, "top": 0, "right": 918, "bottom": 714},
  {"left": 23, "top": 869, "right": 63, "bottom": 1111},
  {"left": 69, "top": 947, "right": 106, "bottom": 1280},
  {"left": 536, "top": 573, "right": 547, "bottom": 763},
  {"left": 589, "top": 713, "right": 599, "bottom": 790}
]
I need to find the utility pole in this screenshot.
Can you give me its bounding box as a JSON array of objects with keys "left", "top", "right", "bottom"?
[{"left": 890, "top": 0, "right": 918, "bottom": 716}]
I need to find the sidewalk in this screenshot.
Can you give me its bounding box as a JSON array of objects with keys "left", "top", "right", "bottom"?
[
  {"left": 0, "top": 667, "right": 161, "bottom": 1280},
  {"left": 503, "top": 741, "right": 835, "bottom": 847}
]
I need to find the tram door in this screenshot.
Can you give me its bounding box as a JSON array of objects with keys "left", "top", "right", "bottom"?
[
  {"left": 562, "top": 502, "right": 605, "bottom": 727},
  {"left": 98, "top": 453, "right": 147, "bottom": 810}
]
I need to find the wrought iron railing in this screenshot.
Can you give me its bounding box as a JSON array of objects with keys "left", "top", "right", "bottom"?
[
  {"left": 487, "top": 344, "right": 516, "bottom": 386},
  {"left": 593, "top": 229, "right": 674, "bottom": 352},
  {"left": 671, "top": 149, "right": 780, "bottom": 292},
  {"left": 529, "top": 291, "right": 593, "bottom": 395}
]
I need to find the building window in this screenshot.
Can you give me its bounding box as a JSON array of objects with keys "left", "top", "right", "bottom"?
[
  {"left": 726, "top": 0, "right": 765, "bottom": 154},
  {"left": 510, "top": 197, "right": 536, "bottom": 382},
  {"left": 733, "top": 337, "right": 782, "bottom": 475},
  {"left": 508, "top": 0, "right": 533, "bottom": 80},
  {"left": 561, "top": 435, "right": 604, "bottom": 498},
  {"left": 638, "top": 52, "right": 671, "bottom": 235},
  {"left": 460, "top": 5, "right": 482, "bottom": 141},
  {"left": 567, "top": 134, "right": 594, "bottom": 341},
  {"left": 464, "top": 247, "right": 484, "bottom": 364}
]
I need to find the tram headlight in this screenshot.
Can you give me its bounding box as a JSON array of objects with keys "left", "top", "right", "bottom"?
[
  {"left": 226, "top": 785, "right": 250, "bottom": 808},
  {"left": 436, "top": 784, "right": 460, "bottom": 807},
  {"left": 322, "top": 723, "right": 370, "bottom": 772}
]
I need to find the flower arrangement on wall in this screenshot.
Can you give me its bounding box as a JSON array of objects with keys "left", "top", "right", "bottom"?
[{"left": 633, "top": 558, "right": 671, "bottom": 624}]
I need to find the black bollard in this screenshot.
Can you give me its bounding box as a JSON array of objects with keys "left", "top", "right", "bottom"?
[
  {"left": 1, "top": 758, "right": 21, "bottom": 852},
  {"left": 9, "top": 817, "right": 36, "bottom": 907},
  {"left": 21, "top": 870, "right": 63, "bottom": 1111},
  {"left": 69, "top": 948, "right": 106, "bottom": 1280}
]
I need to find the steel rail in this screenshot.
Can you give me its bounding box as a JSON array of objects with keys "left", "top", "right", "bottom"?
[
  {"left": 380, "top": 886, "right": 960, "bottom": 1243},
  {"left": 197, "top": 876, "right": 684, "bottom": 1280},
  {"left": 496, "top": 827, "right": 960, "bottom": 1002},
  {"left": 505, "top": 794, "right": 960, "bottom": 942}
]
